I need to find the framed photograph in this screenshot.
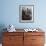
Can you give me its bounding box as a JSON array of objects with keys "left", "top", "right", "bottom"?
[{"left": 19, "top": 5, "right": 34, "bottom": 23}]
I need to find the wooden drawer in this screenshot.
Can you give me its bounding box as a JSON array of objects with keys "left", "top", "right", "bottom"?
[
  {"left": 24, "top": 32, "right": 44, "bottom": 36},
  {"left": 24, "top": 36, "right": 44, "bottom": 46},
  {"left": 3, "top": 42, "right": 23, "bottom": 46},
  {"left": 3, "top": 35, "right": 23, "bottom": 44},
  {"left": 32, "top": 36, "right": 45, "bottom": 44},
  {"left": 31, "top": 44, "right": 44, "bottom": 46},
  {"left": 3, "top": 32, "right": 23, "bottom": 36}
]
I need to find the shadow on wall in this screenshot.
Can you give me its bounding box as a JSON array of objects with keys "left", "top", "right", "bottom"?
[{"left": 0, "top": 24, "right": 7, "bottom": 43}]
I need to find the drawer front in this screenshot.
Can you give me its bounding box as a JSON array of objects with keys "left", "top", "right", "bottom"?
[
  {"left": 3, "top": 32, "right": 23, "bottom": 36},
  {"left": 32, "top": 44, "right": 44, "bottom": 46},
  {"left": 24, "top": 32, "right": 44, "bottom": 36},
  {"left": 3, "top": 44, "right": 15, "bottom": 46},
  {"left": 3, "top": 43, "right": 23, "bottom": 46},
  {"left": 3, "top": 36, "right": 23, "bottom": 44},
  {"left": 32, "top": 36, "right": 45, "bottom": 44}
]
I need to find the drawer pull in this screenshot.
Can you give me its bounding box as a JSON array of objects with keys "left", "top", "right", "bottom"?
[
  {"left": 9, "top": 38, "right": 12, "bottom": 40},
  {"left": 32, "top": 39, "right": 36, "bottom": 40},
  {"left": 9, "top": 38, "right": 13, "bottom": 40}
]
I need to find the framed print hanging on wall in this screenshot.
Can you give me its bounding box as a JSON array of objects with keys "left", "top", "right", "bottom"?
[{"left": 19, "top": 5, "right": 34, "bottom": 23}]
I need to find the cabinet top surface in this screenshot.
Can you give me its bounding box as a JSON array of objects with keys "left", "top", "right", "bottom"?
[{"left": 3, "top": 29, "right": 45, "bottom": 33}]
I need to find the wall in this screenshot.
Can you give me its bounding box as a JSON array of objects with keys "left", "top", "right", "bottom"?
[
  {"left": 0, "top": 0, "right": 46, "bottom": 44},
  {"left": 0, "top": 0, "right": 46, "bottom": 29}
]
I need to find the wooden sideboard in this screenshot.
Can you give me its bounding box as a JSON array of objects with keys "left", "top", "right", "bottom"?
[{"left": 2, "top": 32, "right": 45, "bottom": 46}]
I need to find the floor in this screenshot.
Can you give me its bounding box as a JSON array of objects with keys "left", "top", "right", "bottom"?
[{"left": 0, "top": 44, "right": 2, "bottom": 46}]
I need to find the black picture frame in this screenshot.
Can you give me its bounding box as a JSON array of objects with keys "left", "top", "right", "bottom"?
[{"left": 19, "top": 5, "right": 34, "bottom": 23}]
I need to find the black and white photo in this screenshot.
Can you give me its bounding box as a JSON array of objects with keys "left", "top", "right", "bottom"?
[{"left": 19, "top": 5, "right": 34, "bottom": 23}]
